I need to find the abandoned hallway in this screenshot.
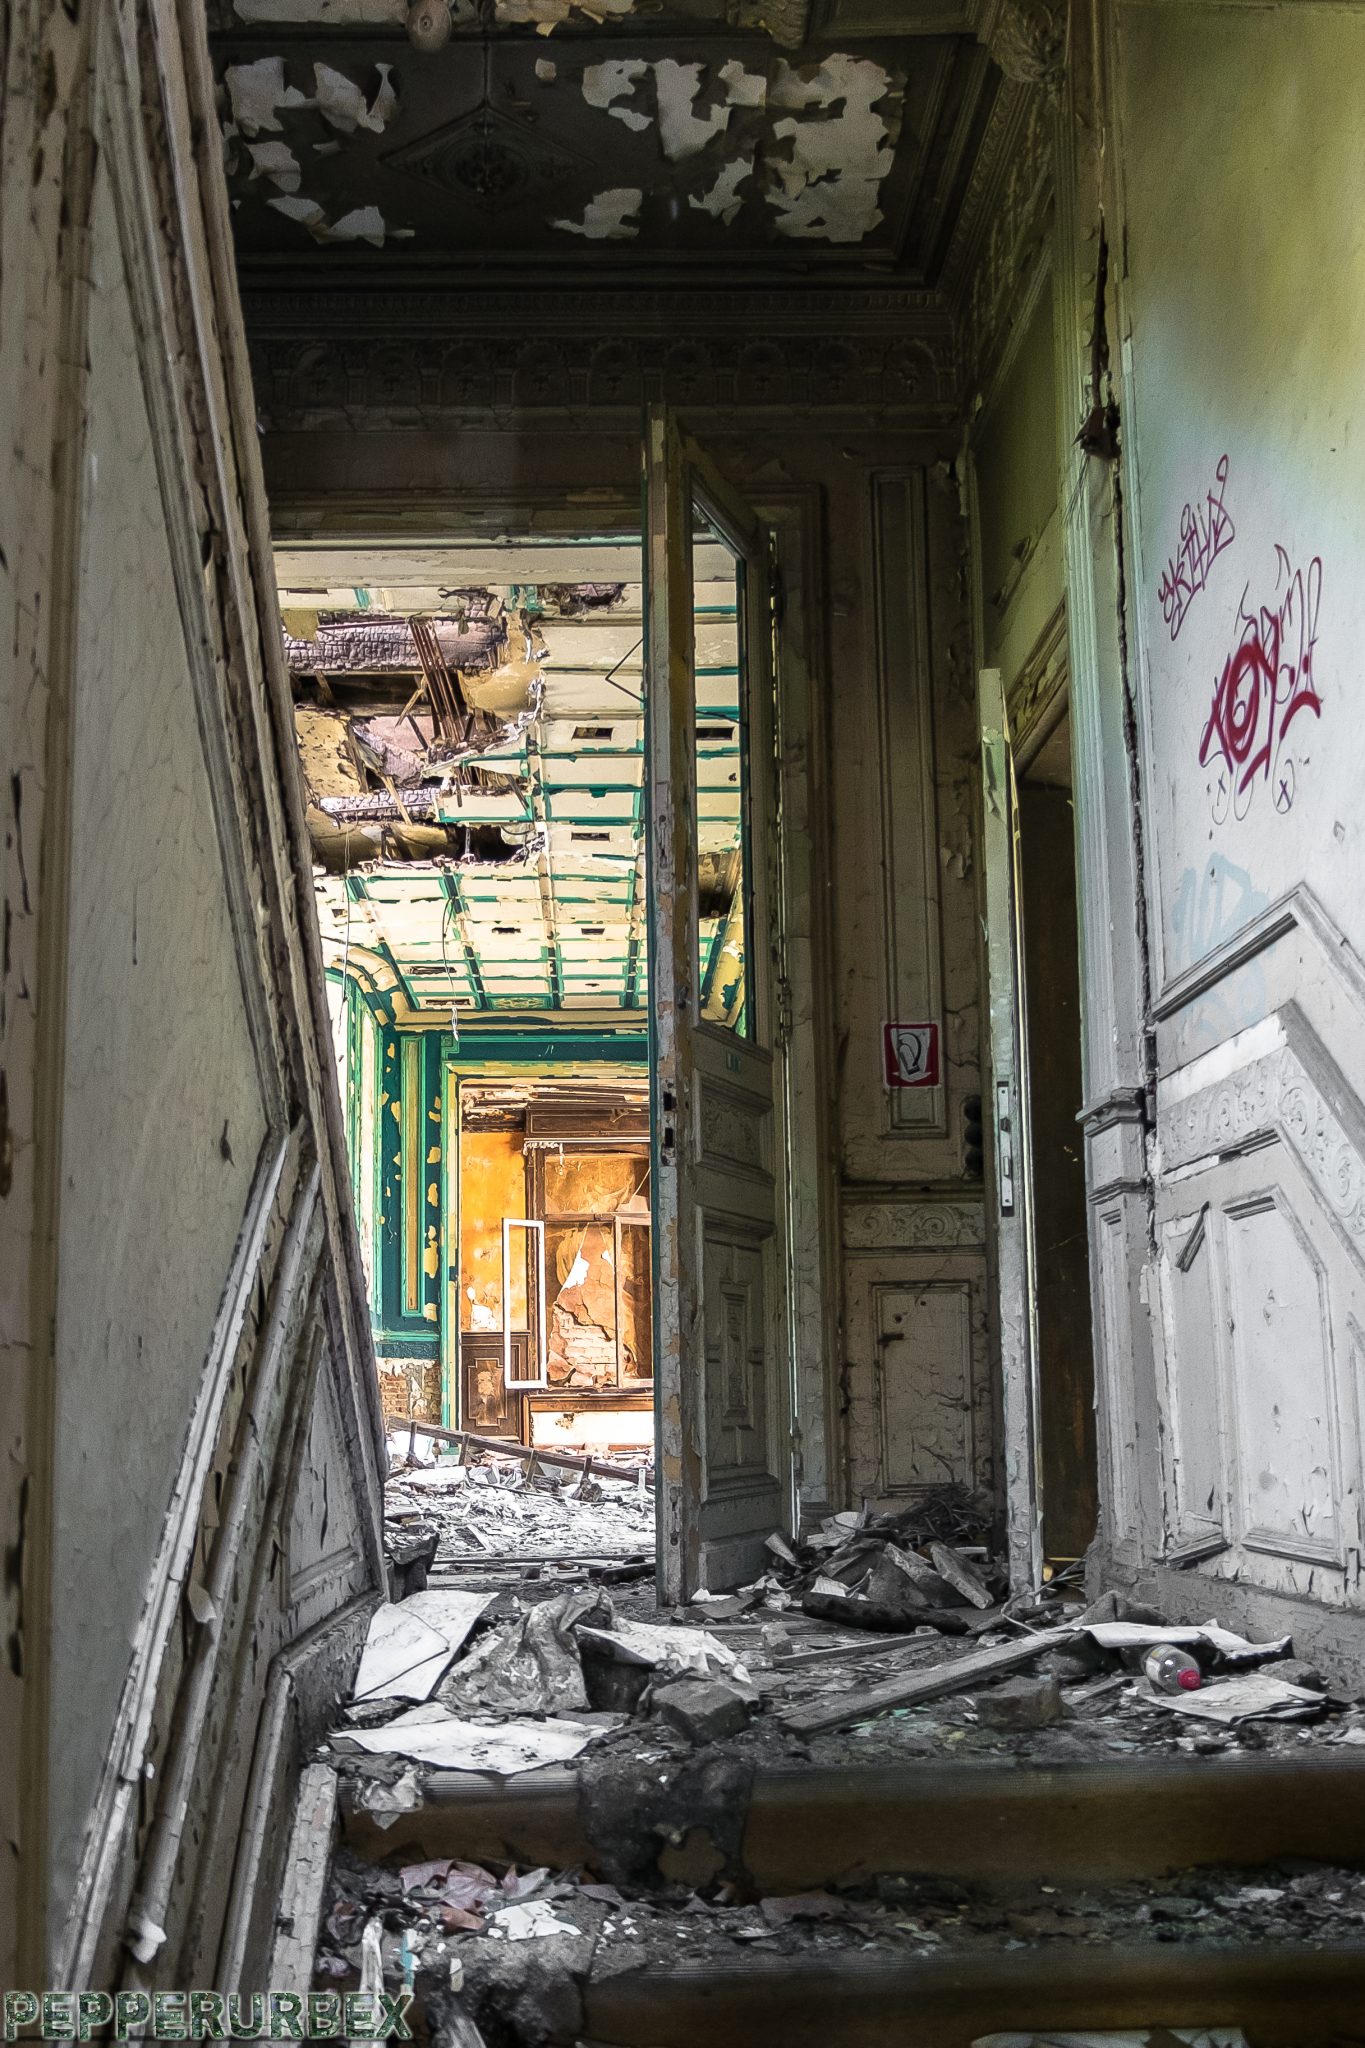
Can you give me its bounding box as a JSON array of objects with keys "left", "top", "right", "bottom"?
[{"left": 5, "top": 0, "right": 1365, "bottom": 2040}]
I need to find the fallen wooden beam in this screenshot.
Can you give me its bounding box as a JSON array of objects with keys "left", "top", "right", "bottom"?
[
  {"left": 781, "top": 1626, "right": 1078, "bottom": 1738},
  {"left": 389, "top": 1416, "right": 654, "bottom": 1490}
]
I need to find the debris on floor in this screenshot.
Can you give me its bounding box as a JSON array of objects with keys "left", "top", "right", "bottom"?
[
  {"left": 352, "top": 1476, "right": 1365, "bottom": 1807},
  {"left": 311, "top": 1836, "right": 1365, "bottom": 2034},
  {"left": 383, "top": 1433, "right": 655, "bottom": 1574},
  {"left": 333, "top": 1710, "right": 607, "bottom": 1776},
  {"left": 972, "top": 2034, "right": 1249, "bottom": 2047},
  {"left": 308, "top": 1480, "right": 1365, "bottom": 2035}
]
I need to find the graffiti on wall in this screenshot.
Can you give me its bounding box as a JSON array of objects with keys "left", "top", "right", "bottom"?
[
  {"left": 1168, "top": 854, "right": 1270, "bottom": 1043},
  {"left": 1157, "top": 454, "right": 1235, "bottom": 640},
  {"left": 1199, "top": 546, "right": 1323, "bottom": 823}
]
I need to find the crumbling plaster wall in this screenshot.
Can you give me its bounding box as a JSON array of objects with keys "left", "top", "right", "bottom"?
[
  {"left": 261, "top": 417, "right": 991, "bottom": 1524},
  {"left": 0, "top": 0, "right": 383, "bottom": 1988},
  {"left": 1095, "top": 0, "right": 1365, "bottom": 1663}
]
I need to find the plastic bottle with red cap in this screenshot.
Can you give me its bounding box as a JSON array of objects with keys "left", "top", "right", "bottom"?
[{"left": 1139, "top": 1644, "right": 1203, "bottom": 1693}]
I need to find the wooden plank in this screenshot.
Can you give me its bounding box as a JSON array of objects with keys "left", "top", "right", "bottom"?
[
  {"left": 389, "top": 1415, "right": 652, "bottom": 1488},
  {"left": 781, "top": 1627, "right": 1078, "bottom": 1737},
  {"left": 270, "top": 1763, "right": 339, "bottom": 1992}
]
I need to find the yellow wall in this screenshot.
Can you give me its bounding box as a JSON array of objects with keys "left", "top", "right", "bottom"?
[{"left": 458, "top": 1132, "right": 527, "bottom": 1332}]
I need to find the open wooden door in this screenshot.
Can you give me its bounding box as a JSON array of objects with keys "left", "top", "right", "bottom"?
[
  {"left": 979, "top": 666, "right": 1043, "bottom": 1593},
  {"left": 645, "top": 406, "right": 791, "bottom": 1601}
]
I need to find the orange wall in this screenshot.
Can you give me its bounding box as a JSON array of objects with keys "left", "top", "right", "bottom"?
[{"left": 458, "top": 1132, "right": 527, "bottom": 1333}]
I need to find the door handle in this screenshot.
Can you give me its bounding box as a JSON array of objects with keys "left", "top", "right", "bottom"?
[{"left": 994, "top": 1079, "right": 1016, "bottom": 1216}]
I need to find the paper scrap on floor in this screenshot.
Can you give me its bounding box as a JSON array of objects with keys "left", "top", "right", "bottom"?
[
  {"left": 487, "top": 1900, "right": 578, "bottom": 1942},
  {"left": 1151, "top": 1671, "right": 1325, "bottom": 1725},
  {"left": 576, "top": 1617, "right": 750, "bottom": 1683},
  {"left": 334, "top": 1707, "right": 612, "bottom": 1773},
  {"left": 352, "top": 1592, "right": 492, "bottom": 1702},
  {"left": 1084, "top": 1620, "right": 1290, "bottom": 1662}
]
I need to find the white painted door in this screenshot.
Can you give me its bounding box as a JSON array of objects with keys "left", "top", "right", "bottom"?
[
  {"left": 645, "top": 406, "right": 791, "bottom": 1601},
  {"left": 978, "top": 667, "right": 1043, "bottom": 1591}
]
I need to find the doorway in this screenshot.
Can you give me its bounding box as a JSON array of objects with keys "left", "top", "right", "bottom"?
[
  {"left": 1015, "top": 700, "right": 1099, "bottom": 1569},
  {"left": 449, "top": 1073, "right": 654, "bottom": 1461},
  {"left": 276, "top": 434, "right": 796, "bottom": 1598}
]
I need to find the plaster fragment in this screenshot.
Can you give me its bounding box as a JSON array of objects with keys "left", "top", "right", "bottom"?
[
  {"left": 567, "top": 49, "right": 899, "bottom": 244},
  {"left": 232, "top": 0, "right": 408, "bottom": 19},
  {"left": 225, "top": 57, "right": 307, "bottom": 135},
  {"left": 535, "top": 58, "right": 557, "bottom": 81},
  {"left": 267, "top": 195, "right": 412, "bottom": 245},
  {"left": 767, "top": 55, "right": 899, "bottom": 242},
  {"left": 246, "top": 139, "right": 302, "bottom": 194},
  {"left": 314, "top": 60, "right": 397, "bottom": 135},
  {"left": 582, "top": 58, "right": 651, "bottom": 132},
  {"left": 689, "top": 156, "right": 751, "bottom": 225},
  {"left": 719, "top": 59, "right": 766, "bottom": 107},
  {"left": 551, "top": 187, "right": 642, "bottom": 240},
  {"left": 495, "top": 0, "right": 634, "bottom": 24},
  {"left": 655, "top": 57, "right": 731, "bottom": 160}
]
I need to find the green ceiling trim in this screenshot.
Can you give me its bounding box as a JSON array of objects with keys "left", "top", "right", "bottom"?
[
  {"left": 441, "top": 873, "right": 488, "bottom": 1009},
  {"left": 442, "top": 1027, "right": 647, "bottom": 1064}
]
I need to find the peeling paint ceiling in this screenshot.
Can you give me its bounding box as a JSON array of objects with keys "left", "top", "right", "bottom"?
[
  {"left": 286, "top": 539, "right": 742, "bottom": 1026},
  {"left": 213, "top": 0, "right": 999, "bottom": 283}
]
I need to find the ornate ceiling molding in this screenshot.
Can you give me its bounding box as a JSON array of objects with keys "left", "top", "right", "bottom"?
[
  {"left": 245, "top": 313, "right": 959, "bottom": 426},
  {"left": 982, "top": 0, "right": 1068, "bottom": 95}
]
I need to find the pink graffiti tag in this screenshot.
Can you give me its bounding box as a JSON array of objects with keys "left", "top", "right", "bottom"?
[
  {"left": 1199, "top": 547, "right": 1323, "bottom": 821},
  {"left": 1158, "top": 455, "right": 1236, "bottom": 640}
]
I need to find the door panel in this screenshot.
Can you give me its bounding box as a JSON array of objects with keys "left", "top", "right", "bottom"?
[
  {"left": 979, "top": 666, "right": 1043, "bottom": 1591},
  {"left": 646, "top": 406, "right": 789, "bottom": 1599}
]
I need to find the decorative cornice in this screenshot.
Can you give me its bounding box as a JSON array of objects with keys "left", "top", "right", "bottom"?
[
  {"left": 1160, "top": 1011, "right": 1365, "bottom": 1279},
  {"left": 245, "top": 313, "right": 959, "bottom": 426},
  {"left": 842, "top": 1198, "right": 986, "bottom": 1250},
  {"left": 242, "top": 281, "right": 950, "bottom": 336},
  {"left": 941, "top": 70, "right": 1053, "bottom": 398}
]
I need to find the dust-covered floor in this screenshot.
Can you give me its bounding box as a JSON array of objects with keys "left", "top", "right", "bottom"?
[
  {"left": 385, "top": 1436, "right": 655, "bottom": 1571},
  {"left": 310, "top": 1466, "right": 1365, "bottom": 2044}
]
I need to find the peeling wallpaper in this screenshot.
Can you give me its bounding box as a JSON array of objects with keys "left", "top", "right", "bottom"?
[{"left": 216, "top": 31, "right": 930, "bottom": 261}]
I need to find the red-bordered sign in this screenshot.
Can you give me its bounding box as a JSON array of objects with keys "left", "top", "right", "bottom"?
[{"left": 883, "top": 1021, "right": 940, "bottom": 1090}]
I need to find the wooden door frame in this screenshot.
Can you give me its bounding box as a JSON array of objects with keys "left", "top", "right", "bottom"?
[{"left": 266, "top": 477, "right": 832, "bottom": 1580}]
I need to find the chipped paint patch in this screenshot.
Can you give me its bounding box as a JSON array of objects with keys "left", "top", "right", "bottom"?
[
  {"left": 246, "top": 139, "right": 302, "bottom": 195},
  {"left": 225, "top": 56, "right": 308, "bottom": 135},
  {"left": 567, "top": 50, "right": 901, "bottom": 245},
  {"left": 314, "top": 60, "right": 397, "bottom": 134},
  {"left": 267, "top": 196, "right": 413, "bottom": 246},
  {"left": 551, "top": 187, "right": 642, "bottom": 241},
  {"left": 689, "top": 157, "right": 750, "bottom": 226},
  {"left": 655, "top": 58, "right": 732, "bottom": 160},
  {"left": 495, "top": 0, "right": 635, "bottom": 25},
  {"left": 582, "top": 58, "right": 651, "bottom": 132},
  {"left": 232, "top": 0, "right": 409, "bottom": 21},
  {"left": 224, "top": 56, "right": 397, "bottom": 138},
  {"left": 767, "top": 55, "right": 897, "bottom": 242}
]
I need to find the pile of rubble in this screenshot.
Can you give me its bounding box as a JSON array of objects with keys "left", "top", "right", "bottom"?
[
  {"left": 746, "top": 1484, "right": 1013, "bottom": 1636},
  {"left": 382, "top": 1430, "right": 656, "bottom": 1576},
  {"left": 303, "top": 1485, "right": 1365, "bottom": 2044},
  {"left": 335, "top": 1490, "right": 1358, "bottom": 1825}
]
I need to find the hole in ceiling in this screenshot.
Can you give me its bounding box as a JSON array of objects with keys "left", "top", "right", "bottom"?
[
  {"left": 573, "top": 724, "right": 614, "bottom": 740},
  {"left": 696, "top": 723, "right": 735, "bottom": 741},
  {"left": 573, "top": 830, "right": 611, "bottom": 842}
]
